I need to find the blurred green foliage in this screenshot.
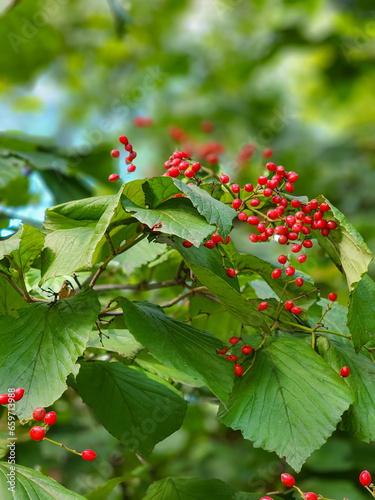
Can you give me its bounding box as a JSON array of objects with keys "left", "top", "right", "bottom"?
[{"left": 0, "top": 0, "right": 375, "bottom": 498}]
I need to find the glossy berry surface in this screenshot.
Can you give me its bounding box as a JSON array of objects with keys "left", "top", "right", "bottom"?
[
  {"left": 182, "top": 240, "right": 193, "bottom": 248},
  {"left": 304, "top": 493, "right": 318, "bottom": 500},
  {"left": 82, "top": 449, "right": 97, "bottom": 461},
  {"left": 340, "top": 366, "right": 350, "bottom": 377},
  {"left": 291, "top": 306, "right": 302, "bottom": 315},
  {"left": 328, "top": 293, "right": 337, "bottom": 302},
  {"left": 119, "top": 135, "right": 128, "bottom": 145},
  {"left": 218, "top": 347, "right": 228, "bottom": 355},
  {"left": 258, "top": 301, "right": 268, "bottom": 311},
  {"left": 234, "top": 364, "right": 243, "bottom": 376},
  {"left": 229, "top": 336, "right": 239, "bottom": 345},
  {"left": 272, "top": 269, "right": 282, "bottom": 279},
  {"left": 241, "top": 345, "right": 253, "bottom": 355},
  {"left": 360, "top": 470, "right": 372, "bottom": 486},
  {"left": 110, "top": 149, "right": 120, "bottom": 158},
  {"left": 295, "top": 277, "right": 304, "bottom": 287},
  {"left": 285, "top": 266, "right": 295, "bottom": 277},
  {"left": 14, "top": 388, "right": 24, "bottom": 401},
  {"left": 226, "top": 354, "right": 237, "bottom": 362},
  {"left": 108, "top": 174, "right": 120, "bottom": 182},
  {"left": 0, "top": 394, "right": 9, "bottom": 405},
  {"left": 30, "top": 426, "right": 45, "bottom": 441},
  {"left": 281, "top": 473, "right": 295, "bottom": 487},
  {"left": 44, "top": 411, "right": 57, "bottom": 426},
  {"left": 220, "top": 174, "right": 229, "bottom": 184},
  {"left": 33, "top": 407, "right": 46, "bottom": 422},
  {"left": 226, "top": 268, "right": 236, "bottom": 278}
]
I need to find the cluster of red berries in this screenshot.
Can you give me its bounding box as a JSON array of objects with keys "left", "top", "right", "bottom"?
[
  {"left": 217, "top": 336, "right": 254, "bottom": 377},
  {"left": 163, "top": 150, "right": 201, "bottom": 179},
  {"left": 28, "top": 406, "right": 96, "bottom": 461},
  {"left": 133, "top": 116, "right": 153, "bottom": 128},
  {"left": 109, "top": 135, "right": 137, "bottom": 182},
  {"left": 0, "top": 388, "right": 24, "bottom": 405}
]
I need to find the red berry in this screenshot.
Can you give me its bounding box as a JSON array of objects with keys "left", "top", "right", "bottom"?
[
  {"left": 266, "top": 162, "right": 276, "bottom": 171},
  {"left": 238, "top": 212, "right": 248, "bottom": 222},
  {"left": 82, "top": 450, "right": 97, "bottom": 461},
  {"left": 281, "top": 473, "right": 295, "bottom": 487},
  {"left": 291, "top": 199, "right": 301, "bottom": 208},
  {"left": 244, "top": 183, "right": 253, "bottom": 192},
  {"left": 340, "top": 366, "right": 350, "bottom": 377},
  {"left": 30, "top": 426, "right": 45, "bottom": 441},
  {"left": 266, "top": 227, "right": 274, "bottom": 237},
  {"left": 212, "top": 233, "right": 224, "bottom": 243},
  {"left": 316, "top": 219, "right": 326, "bottom": 229},
  {"left": 226, "top": 268, "right": 236, "bottom": 278},
  {"left": 178, "top": 161, "right": 189, "bottom": 171},
  {"left": 124, "top": 143, "right": 133, "bottom": 152},
  {"left": 285, "top": 301, "right": 294, "bottom": 311},
  {"left": 168, "top": 166, "right": 180, "bottom": 178},
  {"left": 291, "top": 306, "right": 302, "bottom": 315},
  {"left": 248, "top": 216, "right": 259, "bottom": 226},
  {"left": 127, "top": 164, "right": 136, "bottom": 173},
  {"left": 44, "top": 411, "right": 56, "bottom": 426},
  {"left": 259, "top": 232, "right": 268, "bottom": 242},
  {"left": 285, "top": 182, "right": 294, "bottom": 193},
  {"left": 182, "top": 240, "right": 193, "bottom": 248},
  {"left": 218, "top": 347, "right": 228, "bottom": 355},
  {"left": 285, "top": 266, "right": 295, "bottom": 277},
  {"left": 172, "top": 158, "right": 181, "bottom": 167},
  {"left": 291, "top": 244, "right": 302, "bottom": 253},
  {"left": 33, "top": 407, "right": 46, "bottom": 422},
  {"left": 184, "top": 169, "right": 195, "bottom": 178},
  {"left": 14, "top": 388, "right": 24, "bottom": 401},
  {"left": 328, "top": 293, "right": 337, "bottom": 302},
  {"left": 262, "top": 148, "right": 273, "bottom": 158},
  {"left": 360, "top": 471, "right": 372, "bottom": 486},
  {"left": 257, "top": 223, "right": 266, "bottom": 233},
  {"left": 226, "top": 354, "right": 238, "bottom": 362},
  {"left": 249, "top": 234, "right": 259, "bottom": 242},
  {"left": 241, "top": 345, "right": 253, "bottom": 355},
  {"left": 229, "top": 336, "right": 239, "bottom": 345},
  {"left": 304, "top": 493, "right": 318, "bottom": 500},
  {"left": 327, "top": 220, "right": 337, "bottom": 230},
  {"left": 108, "top": 174, "right": 120, "bottom": 182},
  {"left": 303, "top": 240, "right": 313, "bottom": 249},
  {"left": 234, "top": 364, "right": 243, "bottom": 376},
  {"left": 220, "top": 174, "right": 229, "bottom": 184},
  {"left": 0, "top": 394, "right": 9, "bottom": 405},
  {"left": 110, "top": 149, "right": 120, "bottom": 158},
  {"left": 250, "top": 199, "right": 260, "bottom": 207},
  {"left": 267, "top": 210, "right": 278, "bottom": 220},
  {"left": 278, "top": 255, "right": 287, "bottom": 264},
  {"left": 272, "top": 269, "right": 282, "bottom": 279},
  {"left": 192, "top": 162, "right": 201, "bottom": 173},
  {"left": 119, "top": 135, "right": 128, "bottom": 145},
  {"left": 205, "top": 240, "right": 215, "bottom": 249},
  {"left": 258, "top": 176, "right": 268, "bottom": 186},
  {"left": 314, "top": 210, "right": 323, "bottom": 221},
  {"left": 278, "top": 235, "right": 288, "bottom": 245},
  {"left": 231, "top": 184, "right": 240, "bottom": 193},
  {"left": 225, "top": 236, "right": 231, "bottom": 244},
  {"left": 310, "top": 199, "right": 318, "bottom": 209},
  {"left": 276, "top": 165, "right": 285, "bottom": 176},
  {"left": 288, "top": 172, "right": 298, "bottom": 183},
  {"left": 286, "top": 216, "right": 296, "bottom": 227},
  {"left": 297, "top": 255, "right": 307, "bottom": 263},
  {"left": 258, "top": 301, "right": 268, "bottom": 311},
  {"left": 260, "top": 498, "right": 274, "bottom": 500},
  {"left": 320, "top": 202, "right": 330, "bottom": 212},
  {"left": 263, "top": 188, "right": 273, "bottom": 197},
  {"left": 207, "top": 154, "right": 218, "bottom": 164},
  {"left": 232, "top": 199, "right": 242, "bottom": 210},
  {"left": 295, "top": 277, "right": 304, "bottom": 287},
  {"left": 288, "top": 232, "right": 298, "bottom": 241}
]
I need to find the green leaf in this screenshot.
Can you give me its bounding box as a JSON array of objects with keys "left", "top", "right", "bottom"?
[
  {"left": 218, "top": 336, "right": 352, "bottom": 471},
  {"left": 87, "top": 329, "right": 142, "bottom": 356},
  {"left": 117, "top": 299, "right": 234, "bottom": 401},
  {"left": 190, "top": 264, "right": 271, "bottom": 332},
  {"left": 347, "top": 274, "right": 375, "bottom": 352},
  {"left": 42, "top": 189, "right": 130, "bottom": 280},
  {"left": 0, "top": 275, "right": 28, "bottom": 316},
  {"left": 143, "top": 477, "right": 236, "bottom": 500},
  {"left": 77, "top": 361, "right": 187, "bottom": 457},
  {"left": 114, "top": 238, "right": 167, "bottom": 275},
  {"left": 0, "top": 462, "right": 85, "bottom": 499},
  {"left": 0, "top": 287, "right": 100, "bottom": 419},
  {"left": 39, "top": 170, "right": 92, "bottom": 204},
  {"left": 174, "top": 179, "right": 237, "bottom": 237},
  {"left": 308, "top": 299, "right": 351, "bottom": 342},
  {"left": 84, "top": 476, "right": 127, "bottom": 500},
  {"left": 315, "top": 195, "right": 373, "bottom": 289},
  {"left": 122, "top": 197, "right": 215, "bottom": 247},
  {"left": 123, "top": 176, "right": 179, "bottom": 208},
  {"left": 317, "top": 338, "right": 375, "bottom": 443},
  {"left": 0, "top": 225, "right": 44, "bottom": 274}
]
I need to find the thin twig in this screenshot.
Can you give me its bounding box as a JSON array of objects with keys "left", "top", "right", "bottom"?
[{"left": 161, "top": 286, "right": 207, "bottom": 308}]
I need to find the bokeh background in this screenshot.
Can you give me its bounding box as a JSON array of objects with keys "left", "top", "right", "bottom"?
[{"left": 0, "top": 0, "right": 375, "bottom": 498}]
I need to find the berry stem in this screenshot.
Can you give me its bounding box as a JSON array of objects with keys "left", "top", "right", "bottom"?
[
  {"left": 19, "top": 417, "right": 34, "bottom": 424},
  {"left": 365, "top": 486, "right": 375, "bottom": 498},
  {"left": 160, "top": 286, "right": 208, "bottom": 308},
  {"left": 311, "top": 301, "right": 335, "bottom": 348},
  {"left": 43, "top": 437, "right": 82, "bottom": 456},
  {"left": 292, "top": 485, "right": 304, "bottom": 498}
]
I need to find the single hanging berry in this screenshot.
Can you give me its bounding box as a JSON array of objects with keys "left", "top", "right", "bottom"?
[
  {"left": 328, "top": 292, "right": 337, "bottom": 302},
  {"left": 110, "top": 149, "right": 120, "bottom": 158},
  {"left": 241, "top": 345, "right": 253, "bottom": 355},
  {"left": 360, "top": 470, "right": 372, "bottom": 486},
  {"left": 119, "top": 135, "right": 128, "bottom": 145},
  {"left": 258, "top": 301, "right": 268, "bottom": 311},
  {"left": 226, "top": 268, "right": 236, "bottom": 278},
  {"left": 219, "top": 174, "right": 229, "bottom": 184},
  {"left": 218, "top": 347, "right": 228, "bottom": 355},
  {"left": 234, "top": 364, "right": 243, "bottom": 376},
  {"left": 82, "top": 450, "right": 97, "bottom": 461},
  {"left": 304, "top": 493, "right": 318, "bottom": 500},
  {"left": 182, "top": 240, "right": 193, "bottom": 248},
  {"left": 281, "top": 473, "right": 295, "bottom": 487},
  {"left": 14, "top": 388, "right": 24, "bottom": 401},
  {"left": 44, "top": 411, "right": 57, "bottom": 426},
  {"left": 340, "top": 366, "right": 350, "bottom": 377},
  {"left": 33, "top": 407, "right": 46, "bottom": 422},
  {"left": 0, "top": 394, "right": 9, "bottom": 405},
  {"left": 226, "top": 354, "right": 237, "bottom": 362},
  {"left": 229, "top": 336, "right": 239, "bottom": 345},
  {"left": 30, "top": 426, "right": 45, "bottom": 441},
  {"left": 108, "top": 174, "right": 120, "bottom": 182}
]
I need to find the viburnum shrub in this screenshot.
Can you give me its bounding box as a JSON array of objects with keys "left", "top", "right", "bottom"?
[{"left": 0, "top": 132, "right": 374, "bottom": 499}]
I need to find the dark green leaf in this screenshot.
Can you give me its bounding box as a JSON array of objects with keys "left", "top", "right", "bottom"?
[
  {"left": 77, "top": 361, "right": 187, "bottom": 457},
  {"left": 218, "top": 337, "right": 352, "bottom": 471},
  {"left": 347, "top": 274, "right": 375, "bottom": 352},
  {"left": 0, "top": 224, "right": 44, "bottom": 274},
  {"left": 117, "top": 299, "right": 234, "bottom": 401},
  {"left": 143, "top": 477, "right": 236, "bottom": 500},
  {"left": 0, "top": 287, "right": 100, "bottom": 418}
]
